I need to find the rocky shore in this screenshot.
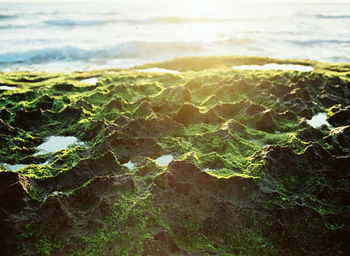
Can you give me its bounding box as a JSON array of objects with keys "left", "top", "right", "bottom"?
[{"left": 0, "top": 56, "right": 349, "bottom": 255}]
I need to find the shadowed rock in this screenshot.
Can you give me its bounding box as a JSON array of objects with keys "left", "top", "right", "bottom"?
[
  {"left": 328, "top": 106, "right": 350, "bottom": 127},
  {"left": 36, "top": 151, "right": 121, "bottom": 193},
  {"left": 174, "top": 103, "right": 222, "bottom": 125}
]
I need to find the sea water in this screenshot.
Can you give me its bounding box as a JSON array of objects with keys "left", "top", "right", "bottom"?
[{"left": 0, "top": 0, "right": 349, "bottom": 72}]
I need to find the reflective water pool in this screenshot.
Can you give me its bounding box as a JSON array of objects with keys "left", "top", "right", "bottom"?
[
  {"left": 0, "top": 86, "right": 17, "bottom": 90},
  {"left": 80, "top": 77, "right": 99, "bottom": 84},
  {"left": 123, "top": 161, "right": 136, "bottom": 169},
  {"left": 307, "top": 113, "right": 330, "bottom": 128},
  {"left": 155, "top": 155, "right": 174, "bottom": 166},
  {"left": 34, "top": 136, "right": 82, "bottom": 155}
]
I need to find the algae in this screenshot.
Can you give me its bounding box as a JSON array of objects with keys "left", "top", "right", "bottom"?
[{"left": 0, "top": 56, "right": 349, "bottom": 256}]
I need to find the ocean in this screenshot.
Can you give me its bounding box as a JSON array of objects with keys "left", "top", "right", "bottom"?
[{"left": 0, "top": 0, "right": 349, "bottom": 72}]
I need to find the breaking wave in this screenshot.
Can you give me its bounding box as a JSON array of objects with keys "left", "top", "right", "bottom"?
[
  {"left": 314, "top": 14, "right": 350, "bottom": 19},
  {"left": 44, "top": 19, "right": 113, "bottom": 26},
  {"left": 0, "top": 14, "right": 17, "bottom": 20},
  {"left": 0, "top": 38, "right": 251, "bottom": 65},
  {"left": 288, "top": 39, "right": 350, "bottom": 46}
]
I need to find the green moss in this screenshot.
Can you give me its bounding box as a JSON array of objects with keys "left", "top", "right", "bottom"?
[
  {"left": 2, "top": 56, "right": 349, "bottom": 256},
  {"left": 16, "top": 146, "right": 87, "bottom": 179},
  {"left": 72, "top": 193, "right": 160, "bottom": 256}
]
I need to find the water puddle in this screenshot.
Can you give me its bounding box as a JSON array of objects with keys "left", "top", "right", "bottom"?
[
  {"left": 123, "top": 161, "right": 136, "bottom": 169},
  {"left": 1, "top": 163, "right": 28, "bottom": 171},
  {"left": 232, "top": 63, "right": 314, "bottom": 72},
  {"left": 34, "top": 136, "right": 83, "bottom": 155},
  {"left": 1, "top": 160, "right": 53, "bottom": 171},
  {"left": 1, "top": 136, "right": 82, "bottom": 171},
  {"left": 51, "top": 191, "right": 66, "bottom": 196},
  {"left": 39, "top": 160, "right": 50, "bottom": 166},
  {"left": 203, "top": 168, "right": 216, "bottom": 172},
  {"left": 155, "top": 155, "right": 174, "bottom": 166},
  {"left": 306, "top": 112, "right": 330, "bottom": 128},
  {"left": 0, "top": 85, "right": 17, "bottom": 90},
  {"left": 80, "top": 77, "right": 99, "bottom": 84},
  {"left": 134, "top": 68, "right": 180, "bottom": 74}
]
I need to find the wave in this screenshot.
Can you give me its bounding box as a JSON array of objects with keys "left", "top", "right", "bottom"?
[
  {"left": 0, "top": 38, "right": 250, "bottom": 65},
  {"left": 1, "top": 17, "right": 230, "bottom": 30},
  {"left": 314, "top": 14, "right": 350, "bottom": 19},
  {"left": 151, "top": 17, "right": 233, "bottom": 24},
  {"left": 288, "top": 39, "right": 350, "bottom": 46},
  {"left": 0, "top": 24, "right": 26, "bottom": 30},
  {"left": 0, "top": 14, "right": 17, "bottom": 20},
  {"left": 11, "top": 16, "right": 240, "bottom": 30},
  {"left": 44, "top": 19, "right": 113, "bottom": 27},
  {"left": 0, "top": 42, "right": 198, "bottom": 64}
]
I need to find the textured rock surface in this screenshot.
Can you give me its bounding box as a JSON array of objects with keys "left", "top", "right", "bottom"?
[{"left": 0, "top": 56, "right": 349, "bottom": 255}]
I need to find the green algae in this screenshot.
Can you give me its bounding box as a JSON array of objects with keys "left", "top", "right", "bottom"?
[{"left": 1, "top": 56, "right": 350, "bottom": 256}]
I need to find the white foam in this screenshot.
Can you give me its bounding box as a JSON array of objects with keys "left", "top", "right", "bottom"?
[
  {"left": 306, "top": 113, "right": 330, "bottom": 128},
  {"left": 34, "top": 136, "right": 83, "bottom": 155},
  {"left": 134, "top": 68, "right": 180, "bottom": 74},
  {"left": 0, "top": 86, "right": 16, "bottom": 90},
  {"left": 155, "top": 155, "right": 174, "bottom": 166},
  {"left": 232, "top": 64, "right": 314, "bottom": 72}
]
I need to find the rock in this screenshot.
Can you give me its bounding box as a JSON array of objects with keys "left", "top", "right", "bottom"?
[
  {"left": 107, "top": 133, "right": 161, "bottom": 159},
  {"left": 184, "top": 78, "right": 203, "bottom": 90},
  {"left": 0, "top": 172, "right": 28, "bottom": 214},
  {"left": 39, "top": 174, "right": 136, "bottom": 239},
  {"left": 278, "top": 110, "right": 298, "bottom": 120},
  {"left": 223, "top": 119, "right": 246, "bottom": 132},
  {"left": 35, "top": 94, "right": 54, "bottom": 110},
  {"left": 153, "top": 160, "right": 257, "bottom": 202},
  {"left": 255, "top": 110, "right": 275, "bottom": 133},
  {"left": 144, "top": 230, "right": 182, "bottom": 255},
  {"left": 0, "top": 108, "right": 11, "bottom": 121},
  {"left": 271, "top": 83, "right": 291, "bottom": 98},
  {"left": 0, "top": 119, "right": 16, "bottom": 135},
  {"left": 105, "top": 97, "right": 126, "bottom": 111},
  {"left": 37, "top": 151, "right": 121, "bottom": 192},
  {"left": 318, "top": 93, "right": 342, "bottom": 108},
  {"left": 156, "top": 86, "right": 192, "bottom": 104},
  {"left": 58, "top": 105, "right": 83, "bottom": 120},
  {"left": 331, "top": 125, "right": 350, "bottom": 149},
  {"left": 54, "top": 82, "right": 75, "bottom": 91},
  {"left": 173, "top": 103, "right": 198, "bottom": 124},
  {"left": 328, "top": 106, "right": 350, "bottom": 127},
  {"left": 246, "top": 103, "right": 266, "bottom": 115},
  {"left": 297, "top": 127, "right": 326, "bottom": 142},
  {"left": 133, "top": 100, "right": 154, "bottom": 117},
  {"left": 13, "top": 109, "right": 44, "bottom": 129},
  {"left": 213, "top": 101, "right": 249, "bottom": 119},
  {"left": 121, "top": 117, "right": 184, "bottom": 137}
]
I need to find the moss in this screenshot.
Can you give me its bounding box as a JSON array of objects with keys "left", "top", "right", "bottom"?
[
  {"left": 2, "top": 56, "right": 349, "bottom": 256},
  {"left": 72, "top": 193, "right": 160, "bottom": 256},
  {"left": 16, "top": 146, "right": 87, "bottom": 179}
]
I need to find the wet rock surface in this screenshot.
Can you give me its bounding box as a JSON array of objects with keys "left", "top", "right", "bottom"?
[{"left": 0, "top": 57, "right": 349, "bottom": 255}]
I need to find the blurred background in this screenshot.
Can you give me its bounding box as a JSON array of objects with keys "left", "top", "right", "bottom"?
[{"left": 0, "top": 0, "right": 349, "bottom": 72}]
